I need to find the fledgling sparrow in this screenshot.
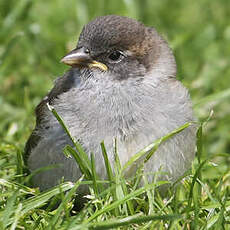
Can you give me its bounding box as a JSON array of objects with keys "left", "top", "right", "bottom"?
[{"left": 25, "top": 15, "right": 196, "bottom": 194}]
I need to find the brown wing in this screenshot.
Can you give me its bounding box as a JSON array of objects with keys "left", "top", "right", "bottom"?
[{"left": 24, "top": 68, "right": 81, "bottom": 164}]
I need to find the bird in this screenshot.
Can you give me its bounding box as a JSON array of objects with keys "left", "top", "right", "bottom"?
[{"left": 25, "top": 15, "right": 196, "bottom": 194}]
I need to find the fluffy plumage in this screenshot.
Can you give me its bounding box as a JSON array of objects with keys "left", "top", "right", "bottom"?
[{"left": 25, "top": 15, "right": 196, "bottom": 192}]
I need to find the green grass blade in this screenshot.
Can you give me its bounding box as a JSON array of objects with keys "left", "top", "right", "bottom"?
[
  {"left": 121, "top": 179, "right": 134, "bottom": 215},
  {"left": 16, "top": 149, "right": 24, "bottom": 183},
  {"left": 144, "top": 122, "right": 191, "bottom": 163},
  {"left": 187, "top": 159, "right": 208, "bottom": 210},
  {"left": 90, "top": 153, "right": 99, "bottom": 197},
  {"left": 10, "top": 203, "right": 22, "bottom": 230},
  {"left": 21, "top": 182, "right": 74, "bottom": 215},
  {"left": 196, "top": 124, "right": 203, "bottom": 164},
  {"left": 64, "top": 145, "right": 92, "bottom": 180},
  {"left": 0, "top": 191, "right": 19, "bottom": 229},
  {"left": 48, "top": 176, "right": 84, "bottom": 229},
  {"left": 88, "top": 213, "right": 181, "bottom": 230},
  {"left": 122, "top": 122, "right": 191, "bottom": 173},
  {"left": 48, "top": 103, "right": 91, "bottom": 168},
  {"left": 0, "top": 178, "right": 35, "bottom": 194},
  {"left": 84, "top": 181, "right": 168, "bottom": 223},
  {"left": 100, "top": 141, "right": 114, "bottom": 182}
]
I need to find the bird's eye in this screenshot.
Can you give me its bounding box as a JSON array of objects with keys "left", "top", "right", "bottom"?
[{"left": 108, "top": 51, "right": 124, "bottom": 63}]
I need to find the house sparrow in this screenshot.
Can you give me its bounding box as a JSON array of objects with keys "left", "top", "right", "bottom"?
[{"left": 25, "top": 15, "right": 196, "bottom": 193}]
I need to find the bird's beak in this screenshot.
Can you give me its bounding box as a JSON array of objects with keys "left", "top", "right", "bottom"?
[{"left": 61, "top": 47, "right": 108, "bottom": 71}]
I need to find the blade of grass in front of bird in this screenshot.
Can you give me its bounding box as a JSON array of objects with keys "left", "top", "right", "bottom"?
[
  {"left": 121, "top": 179, "right": 134, "bottom": 215},
  {"left": 48, "top": 103, "right": 91, "bottom": 170},
  {"left": 156, "top": 192, "right": 175, "bottom": 216},
  {"left": 143, "top": 173, "right": 155, "bottom": 215},
  {"left": 144, "top": 171, "right": 170, "bottom": 216},
  {"left": 196, "top": 124, "right": 203, "bottom": 164},
  {"left": 193, "top": 123, "right": 203, "bottom": 227},
  {"left": 74, "top": 140, "right": 91, "bottom": 168},
  {"left": 144, "top": 122, "right": 191, "bottom": 163},
  {"left": 84, "top": 180, "right": 168, "bottom": 223},
  {"left": 24, "top": 164, "right": 63, "bottom": 186},
  {"left": 48, "top": 176, "right": 84, "bottom": 229},
  {"left": 100, "top": 141, "right": 114, "bottom": 183},
  {"left": 113, "top": 138, "right": 134, "bottom": 215},
  {"left": 133, "top": 164, "right": 144, "bottom": 190},
  {"left": 63, "top": 145, "right": 92, "bottom": 180},
  {"left": 114, "top": 138, "right": 122, "bottom": 174},
  {"left": 21, "top": 182, "right": 74, "bottom": 216},
  {"left": 100, "top": 141, "right": 120, "bottom": 214},
  {"left": 87, "top": 213, "right": 181, "bottom": 230},
  {"left": 187, "top": 118, "right": 215, "bottom": 213},
  {"left": 67, "top": 184, "right": 122, "bottom": 229},
  {"left": 122, "top": 122, "right": 191, "bottom": 174},
  {"left": 90, "top": 153, "right": 100, "bottom": 198},
  {"left": 113, "top": 139, "right": 127, "bottom": 215}
]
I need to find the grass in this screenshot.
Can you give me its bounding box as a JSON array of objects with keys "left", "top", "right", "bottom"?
[
  {"left": 0, "top": 0, "right": 230, "bottom": 229},
  {"left": 0, "top": 111, "right": 229, "bottom": 229}
]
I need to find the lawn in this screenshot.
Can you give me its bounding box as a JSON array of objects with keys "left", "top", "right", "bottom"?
[{"left": 0, "top": 0, "right": 230, "bottom": 229}]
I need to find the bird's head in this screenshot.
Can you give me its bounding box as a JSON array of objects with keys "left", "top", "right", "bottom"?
[{"left": 61, "top": 15, "right": 176, "bottom": 81}]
